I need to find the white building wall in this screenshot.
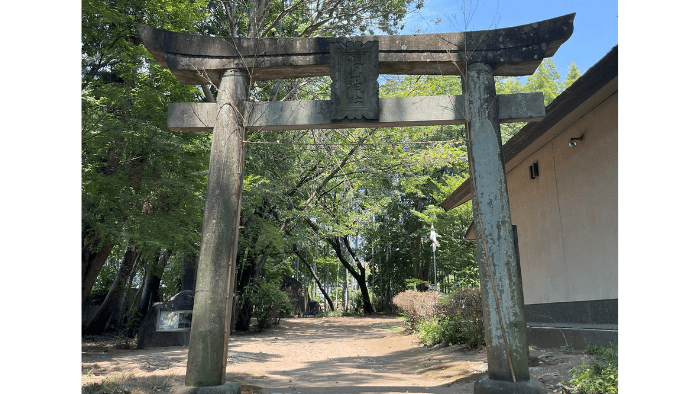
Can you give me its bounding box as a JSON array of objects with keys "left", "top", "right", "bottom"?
[{"left": 507, "top": 91, "right": 618, "bottom": 305}]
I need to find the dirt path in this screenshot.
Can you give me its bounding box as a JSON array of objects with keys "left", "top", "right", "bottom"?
[{"left": 82, "top": 315, "right": 589, "bottom": 394}]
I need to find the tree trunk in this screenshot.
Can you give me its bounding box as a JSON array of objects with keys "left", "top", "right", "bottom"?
[
  {"left": 84, "top": 246, "right": 140, "bottom": 335},
  {"left": 385, "top": 282, "right": 391, "bottom": 312},
  {"left": 321, "top": 232, "right": 375, "bottom": 315},
  {"left": 231, "top": 213, "right": 264, "bottom": 331},
  {"left": 116, "top": 255, "right": 141, "bottom": 331},
  {"left": 253, "top": 250, "right": 269, "bottom": 280},
  {"left": 130, "top": 250, "right": 169, "bottom": 337},
  {"left": 82, "top": 230, "right": 114, "bottom": 306},
  {"left": 294, "top": 247, "right": 334, "bottom": 311},
  {"left": 356, "top": 275, "right": 373, "bottom": 314},
  {"left": 342, "top": 236, "right": 375, "bottom": 314},
  {"left": 234, "top": 252, "right": 257, "bottom": 331},
  {"left": 181, "top": 252, "right": 197, "bottom": 291}
]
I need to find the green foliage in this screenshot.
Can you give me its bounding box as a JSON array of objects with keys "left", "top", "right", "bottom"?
[
  {"left": 417, "top": 315, "right": 484, "bottom": 347},
  {"left": 417, "top": 287, "right": 484, "bottom": 347},
  {"left": 564, "top": 62, "right": 583, "bottom": 90},
  {"left": 404, "top": 278, "right": 425, "bottom": 290},
  {"left": 159, "top": 254, "right": 184, "bottom": 299},
  {"left": 82, "top": 0, "right": 212, "bottom": 265},
  {"left": 242, "top": 279, "right": 293, "bottom": 330},
  {"left": 525, "top": 59, "right": 562, "bottom": 106},
  {"left": 568, "top": 344, "right": 618, "bottom": 394},
  {"left": 89, "top": 253, "right": 122, "bottom": 296},
  {"left": 82, "top": 0, "right": 585, "bottom": 337},
  {"left": 416, "top": 318, "right": 442, "bottom": 344},
  {"left": 445, "top": 265, "right": 480, "bottom": 291},
  {"left": 496, "top": 59, "right": 582, "bottom": 144},
  {"left": 394, "top": 287, "right": 484, "bottom": 348},
  {"left": 210, "top": 0, "right": 423, "bottom": 38}
]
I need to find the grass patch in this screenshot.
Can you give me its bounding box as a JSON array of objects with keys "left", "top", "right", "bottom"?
[
  {"left": 82, "top": 372, "right": 175, "bottom": 394},
  {"left": 315, "top": 310, "right": 359, "bottom": 318},
  {"left": 567, "top": 344, "right": 618, "bottom": 394},
  {"left": 378, "top": 322, "right": 404, "bottom": 332}
]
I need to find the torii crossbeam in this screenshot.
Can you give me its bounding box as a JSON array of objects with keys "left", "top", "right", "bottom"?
[
  {"left": 138, "top": 13, "right": 573, "bottom": 85},
  {"left": 137, "top": 13, "right": 574, "bottom": 394}
]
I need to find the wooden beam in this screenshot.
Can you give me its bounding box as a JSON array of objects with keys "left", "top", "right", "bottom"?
[{"left": 168, "top": 93, "right": 544, "bottom": 132}]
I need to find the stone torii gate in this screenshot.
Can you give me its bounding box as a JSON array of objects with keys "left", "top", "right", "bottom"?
[{"left": 137, "top": 13, "right": 574, "bottom": 394}]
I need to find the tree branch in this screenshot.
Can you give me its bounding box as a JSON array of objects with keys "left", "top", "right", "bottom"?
[
  {"left": 293, "top": 245, "right": 334, "bottom": 311},
  {"left": 260, "top": 0, "right": 307, "bottom": 38}
]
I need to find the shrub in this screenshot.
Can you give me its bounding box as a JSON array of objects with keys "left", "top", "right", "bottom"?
[
  {"left": 568, "top": 344, "right": 618, "bottom": 394},
  {"left": 417, "top": 318, "right": 443, "bottom": 345},
  {"left": 244, "top": 280, "right": 293, "bottom": 330},
  {"left": 444, "top": 287, "right": 482, "bottom": 320},
  {"left": 417, "top": 288, "right": 484, "bottom": 347},
  {"left": 418, "top": 315, "right": 485, "bottom": 347},
  {"left": 392, "top": 290, "right": 444, "bottom": 330}
]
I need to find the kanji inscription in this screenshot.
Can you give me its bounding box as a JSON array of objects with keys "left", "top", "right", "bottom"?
[{"left": 330, "top": 40, "right": 379, "bottom": 120}]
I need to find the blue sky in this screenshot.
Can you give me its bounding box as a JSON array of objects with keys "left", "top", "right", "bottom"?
[{"left": 401, "top": 0, "right": 618, "bottom": 78}]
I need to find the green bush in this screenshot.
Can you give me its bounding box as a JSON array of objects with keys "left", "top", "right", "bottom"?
[
  {"left": 418, "top": 315, "right": 485, "bottom": 347},
  {"left": 417, "top": 288, "right": 484, "bottom": 347},
  {"left": 243, "top": 280, "right": 293, "bottom": 330},
  {"left": 416, "top": 318, "right": 443, "bottom": 344},
  {"left": 394, "top": 287, "right": 484, "bottom": 349},
  {"left": 568, "top": 344, "right": 618, "bottom": 394}
]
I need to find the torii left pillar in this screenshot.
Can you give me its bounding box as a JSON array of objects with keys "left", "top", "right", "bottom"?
[{"left": 173, "top": 69, "right": 249, "bottom": 394}]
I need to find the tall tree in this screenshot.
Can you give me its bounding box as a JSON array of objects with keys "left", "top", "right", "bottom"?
[
  {"left": 84, "top": 246, "right": 141, "bottom": 334},
  {"left": 496, "top": 59, "right": 582, "bottom": 143},
  {"left": 81, "top": 6, "right": 210, "bottom": 260},
  {"left": 293, "top": 246, "right": 334, "bottom": 311},
  {"left": 83, "top": 0, "right": 579, "bottom": 333},
  {"left": 129, "top": 249, "right": 170, "bottom": 336},
  {"left": 563, "top": 61, "right": 582, "bottom": 90},
  {"left": 82, "top": 0, "right": 214, "bottom": 333},
  {"left": 186, "top": 0, "right": 426, "bottom": 330}
]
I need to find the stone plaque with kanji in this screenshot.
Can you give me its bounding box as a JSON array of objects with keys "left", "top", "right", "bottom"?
[{"left": 330, "top": 40, "right": 379, "bottom": 120}]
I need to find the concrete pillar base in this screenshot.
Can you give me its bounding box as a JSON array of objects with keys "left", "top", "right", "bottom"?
[
  {"left": 474, "top": 377, "right": 546, "bottom": 394},
  {"left": 170, "top": 383, "right": 241, "bottom": 394}
]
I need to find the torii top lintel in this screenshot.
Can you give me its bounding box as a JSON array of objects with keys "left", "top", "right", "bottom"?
[{"left": 137, "top": 13, "right": 574, "bottom": 86}]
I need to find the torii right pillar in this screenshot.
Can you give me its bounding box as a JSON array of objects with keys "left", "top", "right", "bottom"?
[{"left": 462, "top": 62, "right": 545, "bottom": 394}]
